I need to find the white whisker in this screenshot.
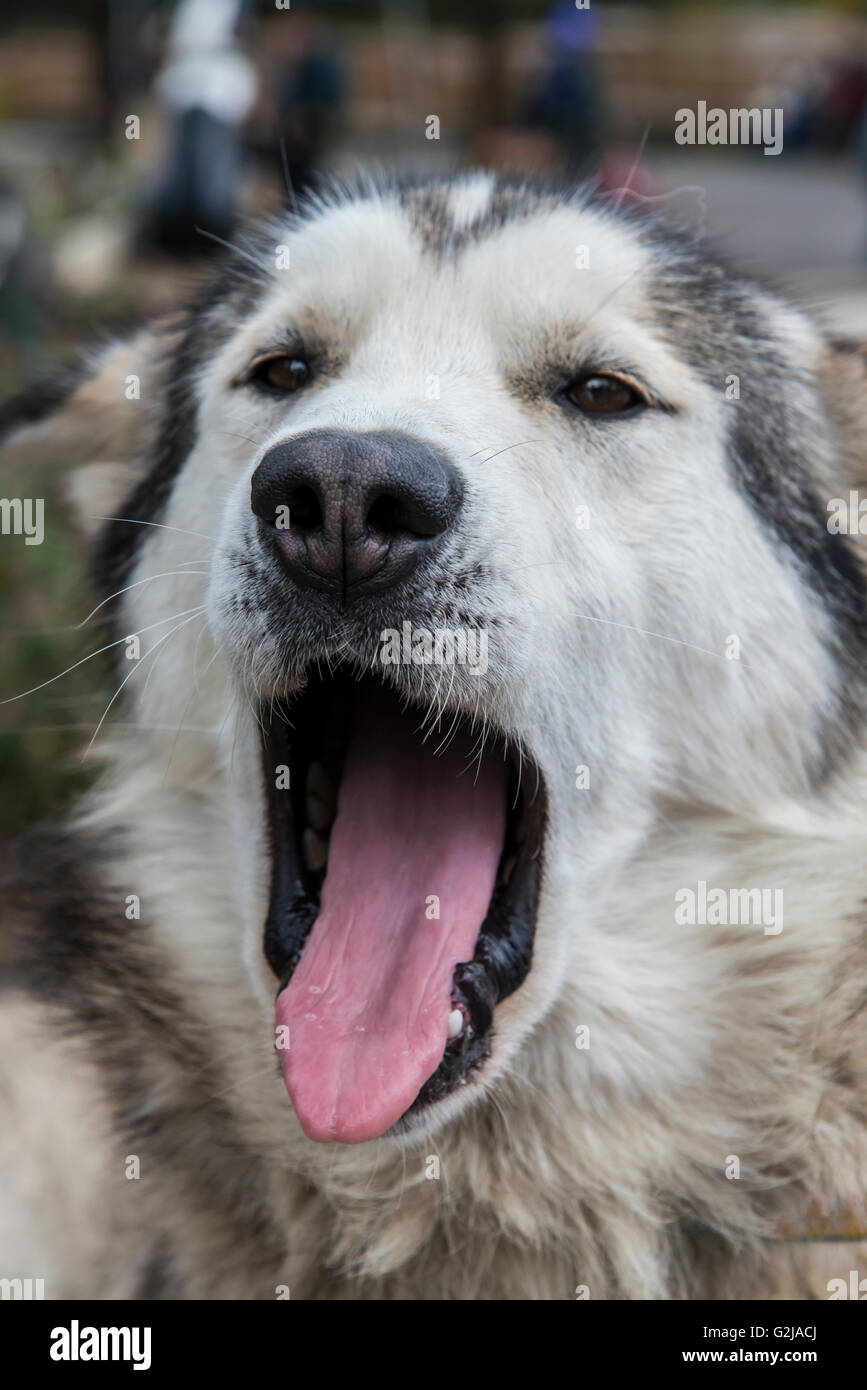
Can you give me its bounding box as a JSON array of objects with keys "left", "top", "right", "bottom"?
[
  {"left": 82, "top": 609, "right": 206, "bottom": 759},
  {"left": 76, "top": 567, "right": 208, "bottom": 629},
  {"left": 90, "top": 516, "right": 214, "bottom": 542},
  {"left": 0, "top": 606, "right": 208, "bottom": 706}
]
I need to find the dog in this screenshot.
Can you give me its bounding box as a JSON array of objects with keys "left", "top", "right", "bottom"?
[{"left": 2, "top": 171, "right": 867, "bottom": 1300}]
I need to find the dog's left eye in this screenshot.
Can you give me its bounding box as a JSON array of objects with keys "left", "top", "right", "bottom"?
[
  {"left": 249, "top": 356, "right": 310, "bottom": 393},
  {"left": 565, "top": 373, "right": 645, "bottom": 417}
]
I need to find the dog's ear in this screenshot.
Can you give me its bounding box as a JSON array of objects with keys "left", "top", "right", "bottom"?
[{"left": 0, "top": 328, "right": 171, "bottom": 538}]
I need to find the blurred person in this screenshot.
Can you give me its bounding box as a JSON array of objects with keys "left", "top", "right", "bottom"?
[
  {"left": 821, "top": 56, "right": 867, "bottom": 151},
  {"left": 142, "top": 0, "right": 257, "bottom": 256},
  {"left": 272, "top": 2, "right": 344, "bottom": 198},
  {"left": 524, "top": 0, "right": 605, "bottom": 176}
]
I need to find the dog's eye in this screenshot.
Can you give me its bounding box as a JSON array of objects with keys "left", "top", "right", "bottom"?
[
  {"left": 249, "top": 356, "right": 310, "bottom": 393},
  {"left": 565, "top": 373, "right": 644, "bottom": 417}
]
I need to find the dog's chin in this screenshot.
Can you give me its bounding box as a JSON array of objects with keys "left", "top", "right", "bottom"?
[{"left": 252, "top": 661, "right": 547, "bottom": 1145}]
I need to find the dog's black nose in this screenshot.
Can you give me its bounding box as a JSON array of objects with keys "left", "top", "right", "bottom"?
[{"left": 250, "top": 429, "right": 463, "bottom": 598}]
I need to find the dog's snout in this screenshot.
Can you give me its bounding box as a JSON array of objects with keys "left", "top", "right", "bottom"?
[{"left": 250, "top": 428, "right": 463, "bottom": 597}]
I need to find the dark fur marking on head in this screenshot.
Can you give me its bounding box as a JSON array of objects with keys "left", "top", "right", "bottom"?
[
  {"left": 401, "top": 177, "right": 562, "bottom": 260},
  {"left": 646, "top": 243, "right": 867, "bottom": 688},
  {"left": 91, "top": 264, "right": 269, "bottom": 599}
]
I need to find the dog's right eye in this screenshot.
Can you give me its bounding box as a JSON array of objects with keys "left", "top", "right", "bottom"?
[
  {"left": 248, "top": 356, "right": 311, "bottom": 394},
  {"left": 564, "top": 373, "right": 645, "bottom": 417}
]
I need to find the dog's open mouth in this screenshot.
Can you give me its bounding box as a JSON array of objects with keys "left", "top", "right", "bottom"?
[{"left": 259, "top": 668, "right": 546, "bottom": 1143}]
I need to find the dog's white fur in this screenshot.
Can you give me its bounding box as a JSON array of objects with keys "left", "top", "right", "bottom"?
[{"left": 3, "top": 174, "right": 867, "bottom": 1299}]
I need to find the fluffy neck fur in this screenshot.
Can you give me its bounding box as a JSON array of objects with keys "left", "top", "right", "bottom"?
[{"left": 75, "top": 734, "right": 867, "bottom": 1300}]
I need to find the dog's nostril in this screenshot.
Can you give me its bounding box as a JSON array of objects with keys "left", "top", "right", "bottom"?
[
  {"left": 366, "top": 492, "right": 402, "bottom": 535},
  {"left": 288, "top": 486, "right": 322, "bottom": 532},
  {"left": 366, "top": 488, "right": 448, "bottom": 539}
]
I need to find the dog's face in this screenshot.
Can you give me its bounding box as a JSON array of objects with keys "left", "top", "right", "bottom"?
[{"left": 12, "top": 175, "right": 867, "bottom": 1146}]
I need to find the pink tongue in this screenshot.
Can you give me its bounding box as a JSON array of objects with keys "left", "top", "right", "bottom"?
[{"left": 276, "top": 694, "right": 506, "bottom": 1143}]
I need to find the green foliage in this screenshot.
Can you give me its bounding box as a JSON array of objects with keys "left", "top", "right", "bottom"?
[{"left": 0, "top": 460, "right": 107, "bottom": 832}]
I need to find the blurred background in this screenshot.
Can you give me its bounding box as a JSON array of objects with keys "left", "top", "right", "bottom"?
[{"left": 2, "top": 0, "right": 867, "bottom": 832}]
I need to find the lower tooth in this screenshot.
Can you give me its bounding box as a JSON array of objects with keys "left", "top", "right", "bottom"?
[
  {"left": 302, "top": 828, "right": 328, "bottom": 872},
  {"left": 448, "top": 1008, "right": 464, "bottom": 1039},
  {"left": 498, "top": 854, "right": 516, "bottom": 886},
  {"left": 306, "top": 794, "right": 332, "bottom": 831},
  {"left": 306, "top": 762, "right": 336, "bottom": 806}
]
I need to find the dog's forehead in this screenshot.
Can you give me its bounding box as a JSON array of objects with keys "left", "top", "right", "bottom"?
[{"left": 236, "top": 182, "right": 657, "bottom": 357}]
